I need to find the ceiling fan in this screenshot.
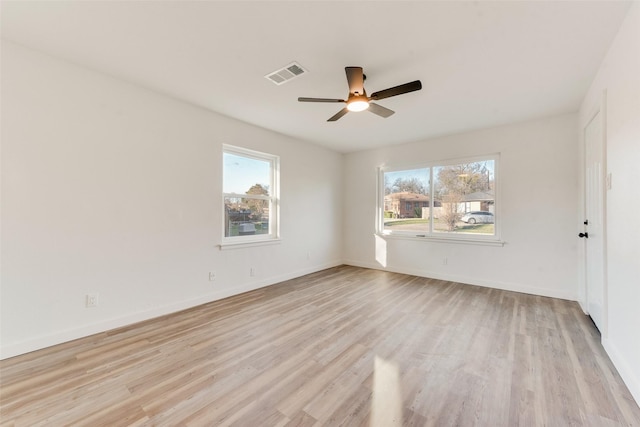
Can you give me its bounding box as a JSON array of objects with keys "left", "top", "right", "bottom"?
[{"left": 298, "top": 66, "right": 422, "bottom": 122}]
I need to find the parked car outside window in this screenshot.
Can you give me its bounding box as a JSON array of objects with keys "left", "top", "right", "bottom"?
[{"left": 460, "top": 211, "right": 494, "bottom": 224}]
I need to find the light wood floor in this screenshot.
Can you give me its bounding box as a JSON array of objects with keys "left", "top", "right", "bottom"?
[{"left": 1, "top": 266, "right": 639, "bottom": 426}]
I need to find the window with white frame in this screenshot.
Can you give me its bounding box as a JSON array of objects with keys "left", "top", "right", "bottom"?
[
  {"left": 222, "top": 145, "right": 279, "bottom": 243},
  {"left": 379, "top": 155, "right": 498, "bottom": 240}
]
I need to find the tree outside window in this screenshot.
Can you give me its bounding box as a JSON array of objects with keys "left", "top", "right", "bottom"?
[{"left": 434, "top": 161, "right": 493, "bottom": 232}]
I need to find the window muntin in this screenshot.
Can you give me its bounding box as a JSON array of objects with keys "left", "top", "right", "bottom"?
[
  {"left": 380, "top": 156, "right": 497, "bottom": 239},
  {"left": 223, "top": 146, "right": 279, "bottom": 243}
]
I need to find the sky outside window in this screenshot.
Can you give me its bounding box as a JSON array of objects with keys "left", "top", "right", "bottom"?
[{"left": 223, "top": 152, "right": 270, "bottom": 194}]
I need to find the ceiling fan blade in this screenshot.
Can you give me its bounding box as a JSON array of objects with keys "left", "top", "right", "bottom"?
[
  {"left": 298, "top": 97, "right": 345, "bottom": 103},
  {"left": 370, "top": 80, "right": 422, "bottom": 101},
  {"left": 345, "top": 67, "right": 365, "bottom": 95},
  {"left": 327, "top": 108, "right": 349, "bottom": 122},
  {"left": 368, "top": 102, "right": 395, "bottom": 118}
]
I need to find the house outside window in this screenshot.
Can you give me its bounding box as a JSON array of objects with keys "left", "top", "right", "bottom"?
[
  {"left": 222, "top": 145, "right": 279, "bottom": 244},
  {"left": 380, "top": 155, "right": 498, "bottom": 240}
]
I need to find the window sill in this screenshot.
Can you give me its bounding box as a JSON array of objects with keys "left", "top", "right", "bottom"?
[
  {"left": 219, "top": 238, "right": 282, "bottom": 251},
  {"left": 376, "top": 233, "right": 505, "bottom": 247}
]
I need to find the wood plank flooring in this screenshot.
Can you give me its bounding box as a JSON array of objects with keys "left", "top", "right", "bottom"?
[{"left": 1, "top": 265, "right": 639, "bottom": 426}]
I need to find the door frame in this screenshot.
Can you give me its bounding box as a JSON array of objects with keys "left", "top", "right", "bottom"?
[{"left": 581, "top": 90, "right": 608, "bottom": 337}]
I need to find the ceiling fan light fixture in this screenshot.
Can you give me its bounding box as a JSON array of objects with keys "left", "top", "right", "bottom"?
[{"left": 347, "top": 97, "right": 370, "bottom": 112}]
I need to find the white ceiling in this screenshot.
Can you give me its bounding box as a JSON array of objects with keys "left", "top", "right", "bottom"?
[{"left": 1, "top": 1, "right": 632, "bottom": 153}]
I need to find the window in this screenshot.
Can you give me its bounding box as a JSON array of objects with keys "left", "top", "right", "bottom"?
[
  {"left": 379, "top": 156, "right": 497, "bottom": 241},
  {"left": 223, "top": 145, "right": 279, "bottom": 244}
]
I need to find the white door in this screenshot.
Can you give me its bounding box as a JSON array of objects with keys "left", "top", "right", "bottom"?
[{"left": 584, "top": 110, "right": 606, "bottom": 333}]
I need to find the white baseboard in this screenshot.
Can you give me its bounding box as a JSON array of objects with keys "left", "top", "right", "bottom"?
[
  {"left": 0, "top": 261, "right": 342, "bottom": 360},
  {"left": 342, "top": 259, "right": 578, "bottom": 301},
  {"left": 577, "top": 299, "right": 589, "bottom": 314},
  {"left": 602, "top": 338, "right": 640, "bottom": 408}
]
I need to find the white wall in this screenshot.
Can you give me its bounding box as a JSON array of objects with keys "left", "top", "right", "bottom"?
[
  {"left": 0, "top": 41, "right": 343, "bottom": 359},
  {"left": 343, "top": 114, "right": 579, "bottom": 300},
  {"left": 579, "top": 2, "right": 640, "bottom": 404}
]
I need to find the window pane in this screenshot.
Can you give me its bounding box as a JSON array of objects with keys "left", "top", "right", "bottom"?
[
  {"left": 223, "top": 152, "right": 270, "bottom": 195},
  {"left": 383, "top": 168, "right": 431, "bottom": 233},
  {"left": 433, "top": 160, "right": 495, "bottom": 235},
  {"left": 224, "top": 197, "right": 270, "bottom": 237}
]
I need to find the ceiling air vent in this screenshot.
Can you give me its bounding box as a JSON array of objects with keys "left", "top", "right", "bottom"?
[{"left": 265, "top": 62, "right": 307, "bottom": 85}]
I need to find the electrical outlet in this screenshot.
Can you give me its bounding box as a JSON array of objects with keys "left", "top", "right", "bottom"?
[
  {"left": 307, "top": 251, "right": 311, "bottom": 260},
  {"left": 250, "top": 267, "right": 255, "bottom": 277},
  {"left": 443, "top": 258, "right": 448, "bottom": 265},
  {"left": 208, "top": 272, "right": 216, "bottom": 281},
  {"left": 86, "top": 293, "right": 99, "bottom": 308}
]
